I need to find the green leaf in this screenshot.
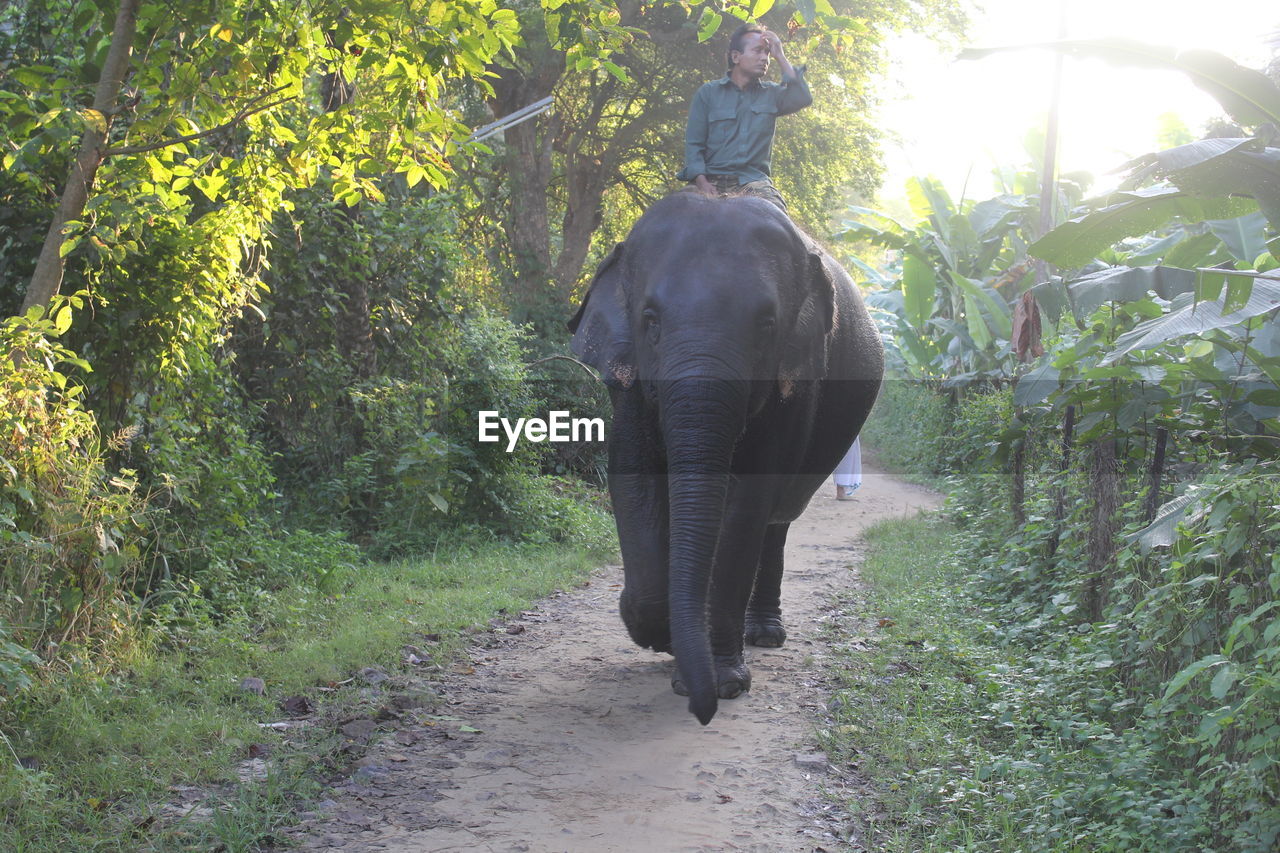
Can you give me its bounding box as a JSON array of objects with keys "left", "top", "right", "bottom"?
[
  {"left": 1222, "top": 273, "right": 1255, "bottom": 314},
  {"left": 835, "top": 221, "right": 909, "bottom": 252},
  {"left": 1209, "top": 664, "right": 1236, "bottom": 701},
  {"left": 796, "top": 0, "right": 818, "bottom": 23},
  {"left": 1206, "top": 212, "right": 1269, "bottom": 265},
  {"left": 906, "top": 177, "right": 954, "bottom": 237},
  {"left": 1030, "top": 188, "right": 1257, "bottom": 269},
  {"left": 1105, "top": 272, "right": 1280, "bottom": 362},
  {"left": 697, "top": 8, "right": 722, "bottom": 43},
  {"left": 53, "top": 304, "right": 73, "bottom": 335},
  {"left": 601, "top": 61, "right": 628, "bottom": 84},
  {"left": 78, "top": 108, "right": 108, "bottom": 135},
  {"left": 751, "top": 0, "right": 776, "bottom": 17},
  {"left": 1164, "top": 232, "right": 1226, "bottom": 268},
  {"left": 194, "top": 174, "right": 226, "bottom": 201},
  {"left": 1013, "top": 356, "right": 1059, "bottom": 406},
  {"left": 1176, "top": 48, "right": 1280, "bottom": 127},
  {"left": 892, "top": 318, "right": 939, "bottom": 373},
  {"left": 968, "top": 195, "right": 1030, "bottom": 239},
  {"left": 1065, "top": 265, "right": 1197, "bottom": 321},
  {"left": 1157, "top": 145, "right": 1280, "bottom": 231},
  {"left": 901, "top": 253, "right": 936, "bottom": 330},
  {"left": 1162, "top": 654, "right": 1227, "bottom": 702},
  {"left": 1149, "top": 136, "right": 1259, "bottom": 172},
  {"left": 960, "top": 289, "right": 992, "bottom": 349},
  {"left": 1127, "top": 492, "right": 1201, "bottom": 553},
  {"left": 427, "top": 493, "right": 449, "bottom": 513}
]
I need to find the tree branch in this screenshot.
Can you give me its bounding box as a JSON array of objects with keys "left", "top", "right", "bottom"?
[{"left": 104, "top": 87, "right": 294, "bottom": 157}]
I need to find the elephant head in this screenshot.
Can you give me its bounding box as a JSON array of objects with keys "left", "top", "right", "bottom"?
[{"left": 568, "top": 191, "right": 843, "bottom": 724}]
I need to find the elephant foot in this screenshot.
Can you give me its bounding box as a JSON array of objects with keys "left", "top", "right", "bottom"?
[
  {"left": 744, "top": 612, "right": 787, "bottom": 648},
  {"left": 620, "top": 589, "right": 672, "bottom": 654},
  {"left": 671, "top": 657, "right": 752, "bottom": 700}
]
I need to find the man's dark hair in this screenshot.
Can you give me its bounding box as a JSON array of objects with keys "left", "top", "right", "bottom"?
[{"left": 726, "top": 23, "right": 766, "bottom": 71}]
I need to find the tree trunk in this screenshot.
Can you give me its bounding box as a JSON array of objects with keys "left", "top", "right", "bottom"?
[
  {"left": 22, "top": 0, "right": 139, "bottom": 314},
  {"left": 488, "top": 60, "right": 562, "bottom": 329},
  {"left": 553, "top": 154, "right": 608, "bottom": 294},
  {"left": 1011, "top": 434, "right": 1027, "bottom": 526},
  {"left": 1046, "top": 404, "right": 1076, "bottom": 559},
  {"left": 1143, "top": 427, "right": 1169, "bottom": 523},
  {"left": 1085, "top": 438, "right": 1119, "bottom": 621}
]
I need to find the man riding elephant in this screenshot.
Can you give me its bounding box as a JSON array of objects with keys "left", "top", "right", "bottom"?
[{"left": 677, "top": 23, "right": 811, "bottom": 212}]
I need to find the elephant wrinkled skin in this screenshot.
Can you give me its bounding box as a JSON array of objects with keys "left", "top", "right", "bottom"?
[{"left": 568, "top": 191, "right": 883, "bottom": 724}]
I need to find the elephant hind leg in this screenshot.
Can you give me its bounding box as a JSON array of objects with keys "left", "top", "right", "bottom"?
[{"left": 745, "top": 523, "right": 789, "bottom": 647}]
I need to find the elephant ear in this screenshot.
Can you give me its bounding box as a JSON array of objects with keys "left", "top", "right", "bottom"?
[
  {"left": 568, "top": 242, "right": 635, "bottom": 389},
  {"left": 779, "top": 250, "right": 836, "bottom": 398}
]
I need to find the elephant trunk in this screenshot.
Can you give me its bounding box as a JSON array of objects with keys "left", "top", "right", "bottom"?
[{"left": 660, "top": 377, "right": 748, "bottom": 725}]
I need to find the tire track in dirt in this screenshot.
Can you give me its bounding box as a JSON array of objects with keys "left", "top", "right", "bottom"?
[{"left": 287, "top": 464, "right": 940, "bottom": 852}]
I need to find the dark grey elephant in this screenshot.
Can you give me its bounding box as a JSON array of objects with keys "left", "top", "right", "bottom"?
[{"left": 568, "top": 191, "right": 883, "bottom": 724}]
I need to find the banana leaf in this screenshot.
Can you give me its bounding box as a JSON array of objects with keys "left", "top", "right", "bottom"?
[
  {"left": 1030, "top": 188, "right": 1257, "bottom": 269},
  {"left": 1127, "top": 492, "right": 1204, "bottom": 554},
  {"left": 1164, "top": 147, "right": 1280, "bottom": 229},
  {"left": 902, "top": 253, "right": 937, "bottom": 330},
  {"left": 1206, "top": 213, "right": 1269, "bottom": 265},
  {"left": 950, "top": 271, "right": 1013, "bottom": 340},
  {"left": 1104, "top": 273, "right": 1280, "bottom": 362},
  {"left": 1066, "top": 265, "right": 1197, "bottom": 322},
  {"left": 968, "top": 195, "right": 1030, "bottom": 240},
  {"left": 1163, "top": 231, "right": 1229, "bottom": 269},
  {"left": 1013, "top": 356, "right": 1060, "bottom": 406},
  {"left": 835, "top": 221, "right": 910, "bottom": 252}
]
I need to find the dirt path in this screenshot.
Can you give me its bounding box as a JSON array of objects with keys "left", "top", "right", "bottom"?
[{"left": 287, "top": 464, "right": 940, "bottom": 852}]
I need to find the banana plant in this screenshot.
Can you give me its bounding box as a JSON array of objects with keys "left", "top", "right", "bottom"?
[
  {"left": 837, "top": 174, "right": 1053, "bottom": 386},
  {"left": 996, "top": 41, "right": 1280, "bottom": 453}
]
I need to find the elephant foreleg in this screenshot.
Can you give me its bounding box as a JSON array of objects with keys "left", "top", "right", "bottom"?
[
  {"left": 607, "top": 387, "right": 671, "bottom": 653},
  {"left": 613, "top": 473, "right": 671, "bottom": 652},
  {"left": 673, "top": 482, "right": 771, "bottom": 700},
  {"left": 745, "top": 523, "right": 789, "bottom": 647}
]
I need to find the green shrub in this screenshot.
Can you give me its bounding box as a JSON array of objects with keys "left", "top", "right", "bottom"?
[
  {"left": 942, "top": 386, "right": 1013, "bottom": 472},
  {"left": 862, "top": 379, "right": 952, "bottom": 476},
  {"left": 0, "top": 306, "right": 146, "bottom": 666},
  {"left": 942, "top": 456, "right": 1280, "bottom": 850}
]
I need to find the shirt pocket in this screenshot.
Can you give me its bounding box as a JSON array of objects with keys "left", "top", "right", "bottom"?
[
  {"left": 707, "top": 103, "right": 738, "bottom": 149},
  {"left": 749, "top": 100, "right": 778, "bottom": 137}
]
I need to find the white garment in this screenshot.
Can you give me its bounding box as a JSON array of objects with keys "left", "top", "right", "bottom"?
[{"left": 832, "top": 436, "right": 862, "bottom": 489}]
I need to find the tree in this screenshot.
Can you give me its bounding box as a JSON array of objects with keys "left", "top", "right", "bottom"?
[
  {"left": 2, "top": 0, "right": 531, "bottom": 319},
  {"left": 467, "top": 0, "right": 965, "bottom": 334}
]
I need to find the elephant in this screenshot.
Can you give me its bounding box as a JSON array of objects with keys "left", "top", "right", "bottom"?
[{"left": 567, "top": 190, "right": 883, "bottom": 724}]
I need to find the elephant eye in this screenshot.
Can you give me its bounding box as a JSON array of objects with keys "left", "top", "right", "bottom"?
[{"left": 643, "top": 309, "right": 660, "bottom": 343}]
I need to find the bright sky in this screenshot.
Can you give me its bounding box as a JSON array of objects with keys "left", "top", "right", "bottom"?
[{"left": 875, "top": 0, "right": 1280, "bottom": 206}]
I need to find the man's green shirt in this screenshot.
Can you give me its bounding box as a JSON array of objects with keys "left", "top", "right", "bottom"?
[{"left": 678, "top": 67, "right": 811, "bottom": 185}]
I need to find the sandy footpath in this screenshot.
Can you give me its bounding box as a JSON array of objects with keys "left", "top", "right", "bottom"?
[{"left": 286, "top": 464, "right": 941, "bottom": 852}]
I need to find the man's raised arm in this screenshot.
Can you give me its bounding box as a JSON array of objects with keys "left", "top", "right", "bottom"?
[{"left": 765, "top": 31, "right": 811, "bottom": 116}]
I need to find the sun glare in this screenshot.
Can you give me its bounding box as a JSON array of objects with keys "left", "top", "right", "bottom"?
[{"left": 876, "top": 0, "right": 1280, "bottom": 205}]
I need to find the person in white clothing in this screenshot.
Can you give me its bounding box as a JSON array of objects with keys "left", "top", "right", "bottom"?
[{"left": 832, "top": 436, "right": 862, "bottom": 501}]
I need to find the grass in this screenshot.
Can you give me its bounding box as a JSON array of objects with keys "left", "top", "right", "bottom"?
[
  {"left": 818, "top": 514, "right": 1057, "bottom": 852},
  {"left": 0, "top": 537, "right": 611, "bottom": 851}
]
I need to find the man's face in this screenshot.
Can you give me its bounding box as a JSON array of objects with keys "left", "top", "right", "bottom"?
[{"left": 732, "top": 32, "right": 770, "bottom": 79}]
